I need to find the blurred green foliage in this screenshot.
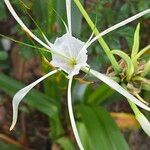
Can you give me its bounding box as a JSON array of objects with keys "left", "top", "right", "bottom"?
[{"left": 0, "top": 141, "right": 20, "bottom": 150}]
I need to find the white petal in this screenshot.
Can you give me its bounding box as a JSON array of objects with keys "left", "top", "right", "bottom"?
[
  {"left": 85, "top": 9, "right": 150, "bottom": 49},
  {"left": 42, "top": 33, "right": 54, "bottom": 48},
  {"left": 136, "top": 113, "right": 150, "bottom": 137},
  {"left": 82, "top": 67, "right": 150, "bottom": 111},
  {"left": 77, "top": 52, "right": 88, "bottom": 64},
  {"left": 67, "top": 78, "right": 84, "bottom": 150},
  {"left": 67, "top": 64, "right": 82, "bottom": 79},
  {"left": 66, "top": 0, "right": 72, "bottom": 35},
  {"left": 76, "top": 32, "right": 94, "bottom": 58},
  {"left": 51, "top": 58, "right": 72, "bottom": 74},
  {"left": 4, "top": 0, "right": 53, "bottom": 49},
  {"left": 53, "top": 34, "right": 72, "bottom": 56},
  {"left": 53, "top": 33, "right": 85, "bottom": 58},
  {"left": 10, "top": 70, "right": 58, "bottom": 131}
]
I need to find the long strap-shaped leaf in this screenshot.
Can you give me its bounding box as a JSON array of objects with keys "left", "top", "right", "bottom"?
[{"left": 77, "top": 105, "right": 130, "bottom": 150}]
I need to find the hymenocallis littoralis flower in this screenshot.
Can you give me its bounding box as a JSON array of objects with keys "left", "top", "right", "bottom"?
[{"left": 4, "top": 0, "right": 150, "bottom": 149}]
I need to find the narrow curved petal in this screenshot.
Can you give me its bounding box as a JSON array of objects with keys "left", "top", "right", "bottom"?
[
  {"left": 136, "top": 113, "right": 150, "bottom": 137},
  {"left": 76, "top": 32, "right": 94, "bottom": 58},
  {"left": 53, "top": 9, "right": 69, "bottom": 33},
  {"left": 4, "top": 0, "right": 53, "bottom": 49},
  {"left": 85, "top": 9, "right": 150, "bottom": 49},
  {"left": 67, "top": 78, "right": 84, "bottom": 150},
  {"left": 10, "top": 70, "right": 59, "bottom": 131},
  {"left": 67, "top": 64, "right": 88, "bottom": 79},
  {"left": 61, "top": 19, "right": 70, "bottom": 34},
  {"left": 66, "top": 0, "right": 72, "bottom": 35},
  {"left": 42, "top": 33, "right": 54, "bottom": 48},
  {"left": 82, "top": 67, "right": 150, "bottom": 111},
  {"left": 129, "top": 101, "right": 150, "bottom": 137}
]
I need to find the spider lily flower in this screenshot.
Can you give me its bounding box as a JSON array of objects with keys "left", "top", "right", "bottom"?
[{"left": 4, "top": 0, "right": 150, "bottom": 149}]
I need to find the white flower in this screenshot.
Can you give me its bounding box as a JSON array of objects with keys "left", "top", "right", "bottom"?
[
  {"left": 51, "top": 33, "right": 88, "bottom": 78},
  {"left": 4, "top": 0, "right": 150, "bottom": 149}
]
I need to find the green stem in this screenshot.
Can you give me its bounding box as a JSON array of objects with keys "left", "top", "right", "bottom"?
[
  {"left": 141, "top": 60, "right": 150, "bottom": 77},
  {"left": 128, "top": 101, "right": 141, "bottom": 115},
  {"left": 74, "top": 0, "right": 121, "bottom": 73}
]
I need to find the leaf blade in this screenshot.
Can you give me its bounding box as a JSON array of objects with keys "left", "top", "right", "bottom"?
[{"left": 76, "top": 105, "right": 130, "bottom": 150}]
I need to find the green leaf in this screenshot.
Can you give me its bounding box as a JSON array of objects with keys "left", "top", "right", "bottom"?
[
  {"left": 77, "top": 105, "right": 109, "bottom": 150},
  {"left": 76, "top": 105, "right": 130, "bottom": 150},
  {"left": 87, "top": 83, "right": 115, "bottom": 104},
  {"left": 137, "top": 0, "right": 150, "bottom": 17},
  {"left": 93, "top": 106, "right": 130, "bottom": 150},
  {"left": 73, "top": 82, "right": 89, "bottom": 102},
  {"left": 112, "top": 50, "right": 134, "bottom": 80},
  {"left": 0, "top": 51, "right": 8, "bottom": 60},
  {"left": 0, "top": 73, "right": 59, "bottom": 118},
  {"left": 56, "top": 137, "right": 75, "bottom": 150},
  {"left": 20, "top": 38, "right": 37, "bottom": 59},
  {"left": 0, "top": 1, "right": 7, "bottom": 20},
  {"left": 0, "top": 140, "right": 20, "bottom": 150},
  {"left": 116, "top": 26, "right": 134, "bottom": 49},
  {"left": 119, "top": 3, "right": 130, "bottom": 19},
  {"left": 71, "top": 0, "right": 84, "bottom": 36},
  {"left": 32, "top": 0, "right": 54, "bottom": 36},
  {"left": 77, "top": 122, "right": 93, "bottom": 150},
  {"left": 55, "top": 0, "right": 67, "bottom": 34},
  {"left": 134, "top": 44, "right": 150, "bottom": 61},
  {"left": 49, "top": 116, "right": 65, "bottom": 140},
  {"left": 141, "top": 59, "right": 150, "bottom": 77},
  {"left": 131, "top": 23, "right": 140, "bottom": 58}
]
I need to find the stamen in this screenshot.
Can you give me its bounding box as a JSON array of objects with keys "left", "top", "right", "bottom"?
[{"left": 69, "top": 58, "right": 77, "bottom": 67}]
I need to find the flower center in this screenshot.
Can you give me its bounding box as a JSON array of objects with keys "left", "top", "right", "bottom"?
[{"left": 69, "top": 58, "right": 77, "bottom": 67}]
